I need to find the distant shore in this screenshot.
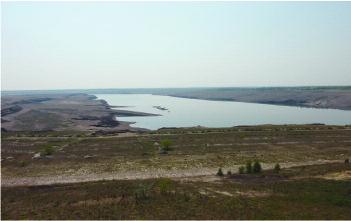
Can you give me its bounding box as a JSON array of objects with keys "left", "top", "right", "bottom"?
[{"left": 3, "top": 86, "right": 351, "bottom": 110}]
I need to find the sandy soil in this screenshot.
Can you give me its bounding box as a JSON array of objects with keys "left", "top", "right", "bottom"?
[
  {"left": 1, "top": 159, "right": 341, "bottom": 187},
  {"left": 316, "top": 170, "right": 351, "bottom": 180}
]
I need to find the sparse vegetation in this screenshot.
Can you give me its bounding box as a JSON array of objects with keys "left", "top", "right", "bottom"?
[
  {"left": 2, "top": 163, "right": 351, "bottom": 220},
  {"left": 2, "top": 125, "right": 351, "bottom": 219},
  {"left": 134, "top": 183, "right": 153, "bottom": 201}
]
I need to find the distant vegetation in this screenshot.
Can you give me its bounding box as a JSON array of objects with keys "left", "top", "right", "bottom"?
[{"left": 218, "top": 161, "right": 272, "bottom": 176}]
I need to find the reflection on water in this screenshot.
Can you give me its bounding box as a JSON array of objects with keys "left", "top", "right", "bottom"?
[{"left": 95, "top": 94, "right": 351, "bottom": 130}]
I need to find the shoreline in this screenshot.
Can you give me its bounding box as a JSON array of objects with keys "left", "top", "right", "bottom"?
[
  {"left": 1, "top": 93, "right": 155, "bottom": 132},
  {"left": 3, "top": 86, "right": 351, "bottom": 111},
  {"left": 2, "top": 92, "right": 351, "bottom": 132}
]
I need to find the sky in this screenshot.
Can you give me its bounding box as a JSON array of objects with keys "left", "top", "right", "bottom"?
[{"left": 2, "top": 2, "right": 351, "bottom": 90}]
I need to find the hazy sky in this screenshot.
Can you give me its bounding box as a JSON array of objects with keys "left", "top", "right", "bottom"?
[{"left": 2, "top": 2, "right": 351, "bottom": 90}]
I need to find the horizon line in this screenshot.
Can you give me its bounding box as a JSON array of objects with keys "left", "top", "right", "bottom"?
[{"left": 2, "top": 85, "right": 351, "bottom": 93}]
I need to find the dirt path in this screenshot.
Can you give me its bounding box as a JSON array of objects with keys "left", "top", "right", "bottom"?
[{"left": 1, "top": 160, "right": 341, "bottom": 187}]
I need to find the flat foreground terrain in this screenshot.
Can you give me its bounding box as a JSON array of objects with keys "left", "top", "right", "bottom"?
[
  {"left": 2, "top": 163, "right": 350, "bottom": 219},
  {"left": 1, "top": 125, "right": 351, "bottom": 219}
]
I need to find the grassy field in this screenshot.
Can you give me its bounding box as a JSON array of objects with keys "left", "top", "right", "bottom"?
[
  {"left": 1, "top": 124, "right": 351, "bottom": 219},
  {"left": 2, "top": 124, "right": 351, "bottom": 180}
]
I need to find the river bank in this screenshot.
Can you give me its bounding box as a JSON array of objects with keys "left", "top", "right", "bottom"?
[{"left": 1, "top": 93, "right": 156, "bottom": 132}]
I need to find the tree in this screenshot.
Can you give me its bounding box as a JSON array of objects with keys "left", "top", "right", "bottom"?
[
  {"left": 160, "top": 139, "right": 172, "bottom": 151},
  {"left": 41, "top": 145, "right": 54, "bottom": 156},
  {"left": 253, "top": 160, "right": 262, "bottom": 173},
  {"left": 246, "top": 161, "right": 253, "bottom": 174},
  {"left": 239, "top": 166, "right": 245, "bottom": 174},
  {"left": 274, "top": 163, "right": 281, "bottom": 173},
  {"left": 217, "top": 168, "right": 224, "bottom": 176},
  {"left": 345, "top": 159, "right": 350, "bottom": 164},
  {"left": 227, "top": 170, "right": 232, "bottom": 176}
]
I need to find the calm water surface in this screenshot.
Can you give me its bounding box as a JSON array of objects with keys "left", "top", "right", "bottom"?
[{"left": 95, "top": 94, "right": 351, "bottom": 130}]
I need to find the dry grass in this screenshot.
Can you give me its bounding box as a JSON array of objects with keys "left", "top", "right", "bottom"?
[
  {"left": 2, "top": 125, "right": 351, "bottom": 185},
  {"left": 2, "top": 163, "right": 351, "bottom": 219}
]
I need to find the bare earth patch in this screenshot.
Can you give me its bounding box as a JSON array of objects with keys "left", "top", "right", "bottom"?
[
  {"left": 235, "top": 190, "right": 272, "bottom": 197},
  {"left": 210, "top": 189, "right": 234, "bottom": 197},
  {"left": 1, "top": 160, "right": 343, "bottom": 187},
  {"left": 316, "top": 170, "right": 351, "bottom": 180},
  {"left": 198, "top": 187, "right": 272, "bottom": 198},
  {"left": 71, "top": 197, "right": 122, "bottom": 207}
]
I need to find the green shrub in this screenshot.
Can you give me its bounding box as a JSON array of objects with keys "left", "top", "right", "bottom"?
[
  {"left": 216, "top": 168, "right": 224, "bottom": 176},
  {"left": 160, "top": 139, "right": 172, "bottom": 151},
  {"left": 274, "top": 163, "right": 281, "bottom": 173},
  {"left": 158, "top": 178, "right": 173, "bottom": 194},
  {"left": 246, "top": 161, "right": 253, "bottom": 174},
  {"left": 239, "top": 166, "right": 245, "bottom": 174},
  {"left": 19, "top": 161, "right": 26, "bottom": 167},
  {"left": 253, "top": 160, "right": 262, "bottom": 173},
  {"left": 41, "top": 145, "right": 54, "bottom": 156}
]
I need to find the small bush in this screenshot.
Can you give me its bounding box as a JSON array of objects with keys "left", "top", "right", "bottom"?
[
  {"left": 246, "top": 161, "right": 253, "bottom": 174},
  {"left": 19, "top": 161, "right": 26, "bottom": 167},
  {"left": 160, "top": 139, "right": 172, "bottom": 151},
  {"left": 239, "top": 166, "right": 245, "bottom": 174},
  {"left": 274, "top": 163, "right": 281, "bottom": 173},
  {"left": 253, "top": 161, "right": 262, "bottom": 173},
  {"left": 345, "top": 158, "right": 350, "bottom": 164},
  {"left": 216, "top": 168, "right": 224, "bottom": 176},
  {"left": 41, "top": 145, "right": 54, "bottom": 156},
  {"left": 227, "top": 170, "right": 232, "bottom": 176},
  {"left": 158, "top": 178, "right": 173, "bottom": 194}
]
